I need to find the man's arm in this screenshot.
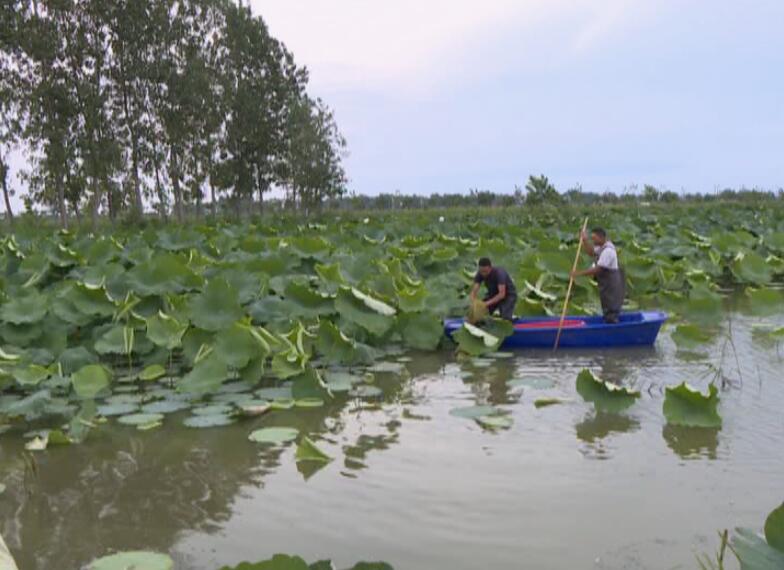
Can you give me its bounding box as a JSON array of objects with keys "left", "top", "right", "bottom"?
[
  {"left": 580, "top": 229, "right": 594, "bottom": 257},
  {"left": 484, "top": 284, "right": 507, "bottom": 307},
  {"left": 571, "top": 266, "right": 601, "bottom": 279},
  {"left": 469, "top": 282, "right": 481, "bottom": 300}
]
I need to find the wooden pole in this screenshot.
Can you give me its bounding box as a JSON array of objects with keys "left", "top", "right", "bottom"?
[{"left": 554, "top": 217, "right": 589, "bottom": 352}]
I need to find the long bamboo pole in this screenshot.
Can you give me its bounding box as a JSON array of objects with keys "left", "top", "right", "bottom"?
[{"left": 554, "top": 217, "right": 589, "bottom": 352}]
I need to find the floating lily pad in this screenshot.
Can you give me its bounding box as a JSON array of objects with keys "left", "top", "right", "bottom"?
[
  {"left": 269, "top": 398, "right": 295, "bottom": 410},
  {"left": 488, "top": 351, "right": 515, "bottom": 359},
  {"left": 248, "top": 427, "right": 299, "bottom": 444},
  {"left": 192, "top": 404, "right": 234, "bottom": 416},
  {"left": 295, "top": 398, "right": 324, "bottom": 408},
  {"left": 140, "top": 400, "right": 191, "bottom": 414},
  {"left": 97, "top": 403, "right": 139, "bottom": 417},
  {"left": 366, "top": 361, "right": 405, "bottom": 374},
  {"left": 349, "top": 385, "right": 383, "bottom": 398},
  {"left": 731, "top": 527, "right": 784, "bottom": 569},
  {"left": 534, "top": 397, "right": 566, "bottom": 408},
  {"left": 238, "top": 400, "right": 271, "bottom": 416},
  {"left": 117, "top": 413, "right": 164, "bottom": 427},
  {"left": 663, "top": 382, "right": 722, "bottom": 428},
  {"left": 87, "top": 551, "right": 174, "bottom": 570},
  {"left": 476, "top": 415, "right": 513, "bottom": 430},
  {"left": 183, "top": 414, "right": 235, "bottom": 428},
  {"left": 256, "top": 387, "right": 294, "bottom": 400},
  {"left": 449, "top": 405, "right": 503, "bottom": 419}
]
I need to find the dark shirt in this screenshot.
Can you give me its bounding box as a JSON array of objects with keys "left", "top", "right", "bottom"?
[{"left": 474, "top": 267, "right": 517, "bottom": 299}]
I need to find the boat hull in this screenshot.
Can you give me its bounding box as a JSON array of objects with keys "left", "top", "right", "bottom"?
[{"left": 444, "top": 311, "right": 667, "bottom": 349}]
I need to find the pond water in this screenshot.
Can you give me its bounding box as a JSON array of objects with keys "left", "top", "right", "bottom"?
[{"left": 1, "top": 312, "right": 782, "bottom": 569}]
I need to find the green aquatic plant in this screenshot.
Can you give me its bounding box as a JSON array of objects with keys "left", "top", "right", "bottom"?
[
  {"left": 575, "top": 369, "right": 640, "bottom": 413},
  {"left": 663, "top": 383, "right": 722, "bottom": 428}
]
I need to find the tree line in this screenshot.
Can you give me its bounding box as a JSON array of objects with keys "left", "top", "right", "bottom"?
[
  {"left": 0, "top": 0, "right": 347, "bottom": 227},
  {"left": 325, "top": 176, "right": 784, "bottom": 211}
]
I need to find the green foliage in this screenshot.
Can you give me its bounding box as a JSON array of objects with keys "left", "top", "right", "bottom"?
[
  {"left": 663, "top": 383, "right": 722, "bottom": 428},
  {"left": 575, "top": 369, "right": 640, "bottom": 413}
]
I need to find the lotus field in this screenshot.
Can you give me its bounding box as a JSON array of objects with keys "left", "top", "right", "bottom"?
[{"left": 0, "top": 202, "right": 782, "bottom": 442}]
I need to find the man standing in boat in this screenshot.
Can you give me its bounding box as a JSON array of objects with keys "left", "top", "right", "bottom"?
[
  {"left": 470, "top": 258, "right": 518, "bottom": 320},
  {"left": 571, "top": 228, "right": 625, "bottom": 324}
]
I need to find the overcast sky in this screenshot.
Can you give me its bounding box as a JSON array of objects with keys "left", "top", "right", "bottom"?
[{"left": 256, "top": 0, "right": 784, "bottom": 196}]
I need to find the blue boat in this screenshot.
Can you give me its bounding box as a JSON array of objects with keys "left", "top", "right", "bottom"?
[{"left": 444, "top": 311, "right": 667, "bottom": 349}]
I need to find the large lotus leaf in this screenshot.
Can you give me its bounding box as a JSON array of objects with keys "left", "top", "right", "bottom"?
[
  {"left": 218, "top": 554, "right": 310, "bottom": 570},
  {"left": 248, "top": 296, "right": 296, "bottom": 327},
  {"left": 88, "top": 551, "right": 173, "bottom": 570},
  {"left": 178, "top": 354, "right": 229, "bottom": 394},
  {"left": 316, "top": 320, "right": 360, "bottom": 365},
  {"left": 295, "top": 436, "right": 332, "bottom": 463},
  {"left": 765, "top": 503, "right": 784, "bottom": 552},
  {"left": 731, "top": 527, "right": 784, "bottom": 569},
  {"left": 0, "top": 290, "right": 48, "bottom": 324},
  {"left": 64, "top": 282, "right": 116, "bottom": 317},
  {"left": 711, "top": 230, "right": 757, "bottom": 256},
  {"left": 71, "top": 364, "right": 112, "bottom": 399},
  {"left": 396, "top": 284, "right": 428, "bottom": 312},
  {"left": 766, "top": 503, "right": 784, "bottom": 553},
  {"left": 146, "top": 312, "right": 188, "bottom": 350},
  {"left": 182, "top": 328, "right": 215, "bottom": 366},
  {"left": 271, "top": 348, "right": 308, "bottom": 380},
  {"left": 213, "top": 267, "right": 264, "bottom": 304},
  {"left": 214, "top": 322, "right": 270, "bottom": 369},
  {"left": 187, "top": 278, "right": 244, "bottom": 331},
  {"left": 284, "top": 281, "right": 335, "bottom": 318},
  {"left": 2, "top": 389, "right": 51, "bottom": 418},
  {"left": 335, "top": 287, "right": 396, "bottom": 336},
  {"left": 94, "top": 326, "right": 135, "bottom": 355},
  {"left": 0, "top": 322, "right": 42, "bottom": 345},
  {"left": 680, "top": 285, "right": 724, "bottom": 325},
  {"left": 12, "top": 364, "right": 50, "bottom": 387},
  {"left": 156, "top": 227, "right": 204, "bottom": 251},
  {"left": 671, "top": 324, "right": 715, "bottom": 350},
  {"left": 747, "top": 288, "right": 784, "bottom": 316},
  {"left": 663, "top": 382, "right": 721, "bottom": 428},
  {"left": 452, "top": 322, "right": 502, "bottom": 356},
  {"left": 537, "top": 251, "right": 573, "bottom": 280},
  {"left": 398, "top": 312, "right": 443, "bottom": 351},
  {"left": 125, "top": 253, "right": 203, "bottom": 296},
  {"left": 575, "top": 369, "right": 640, "bottom": 413},
  {"left": 288, "top": 236, "right": 331, "bottom": 260},
  {"left": 314, "top": 262, "right": 347, "bottom": 293},
  {"left": 732, "top": 251, "right": 773, "bottom": 284},
  {"left": 58, "top": 346, "right": 99, "bottom": 375}
]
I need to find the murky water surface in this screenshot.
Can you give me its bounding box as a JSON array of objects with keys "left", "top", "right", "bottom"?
[{"left": 1, "top": 313, "right": 783, "bottom": 569}]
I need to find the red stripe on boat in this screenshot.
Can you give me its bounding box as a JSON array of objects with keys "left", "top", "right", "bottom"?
[{"left": 514, "top": 319, "right": 586, "bottom": 330}]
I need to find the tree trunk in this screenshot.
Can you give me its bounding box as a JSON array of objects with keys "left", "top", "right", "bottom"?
[
  {"left": 90, "top": 177, "right": 101, "bottom": 229},
  {"left": 153, "top": 144, "right": 167, "bottom": 221},
  {"left": 56, "top": 174, "right": 68, "bottom": 228},
  {"left": 0, "top": 158, "right": 14, "bottom": 227},
  {"left": 171, "top": 149, "right": 184, "bottom": 223},
  {"left": 209, "top": 178, "right": 217, "bottom": 218}
]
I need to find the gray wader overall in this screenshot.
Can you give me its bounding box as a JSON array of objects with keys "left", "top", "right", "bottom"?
[{"left": 595, "top": 244, "right": 625, "bottom": 324}]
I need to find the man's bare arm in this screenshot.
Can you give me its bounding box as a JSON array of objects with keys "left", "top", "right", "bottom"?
[{"left": 484, "top": 284, "right": 507, "bottom": 307}]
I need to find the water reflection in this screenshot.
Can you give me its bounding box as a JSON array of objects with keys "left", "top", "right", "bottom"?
[
  {"left": 0, "top": 367, "right": 416, "bottom": 569},
  {"left": 662, "top": 425, "right": 720, "bottom": 460},
  {"left": 575, "top": 412, "right": 641, "bottom": 459}
]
